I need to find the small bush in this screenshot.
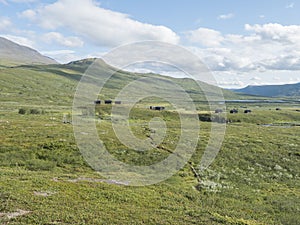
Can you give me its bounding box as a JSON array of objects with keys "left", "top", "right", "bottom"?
[
  {"left": 0, "top": 192, "right": 10, "bottom": 211},
  {"left": 198, "top": 113, "right": 212, "bottom": 122},
  {"left": 18, "top": 108, "right": 27, "bottom": 114},
  {"left": 29, "top": 108, "right": 40, "bottom": 114}
]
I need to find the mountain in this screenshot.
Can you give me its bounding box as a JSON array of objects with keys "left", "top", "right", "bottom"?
[
  {"left": 233, "top": 82, "right": 300, "bottom": 97},
  {"left": 0, "top": 39, "right": 243, "bottom": 105},
  {"left": 0, "top": 37, "right": 57, "bottom": 66},
  {"left": 0, "top": 57, "right": 244, "bottom": 108}
]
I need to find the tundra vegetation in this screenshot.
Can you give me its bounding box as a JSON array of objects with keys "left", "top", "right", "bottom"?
[{"left": 0, "top": 60, "right": 299, "bottom": 224}]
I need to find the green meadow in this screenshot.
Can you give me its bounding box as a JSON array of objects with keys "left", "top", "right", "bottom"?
[{"left": 0, "top": 60, "right": 299, "bottom": 224}]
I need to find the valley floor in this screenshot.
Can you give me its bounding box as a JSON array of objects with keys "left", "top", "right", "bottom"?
[{"left": 1, "top": 102, "right": 299, "bottom": 224}]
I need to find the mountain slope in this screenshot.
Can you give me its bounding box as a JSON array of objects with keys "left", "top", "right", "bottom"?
[
  {"left": 0, "top": 58, "right": 244, "bottom": 108},
  {"left": 234, "top": 82, "right": 300, "bottom": 97},
  {"left": 0, "top": 37, "right": 57, "bottom": 66}
]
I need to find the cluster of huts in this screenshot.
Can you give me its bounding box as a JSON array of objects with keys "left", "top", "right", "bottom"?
[
  {"left": 94, "top": 100, "right": 121, "bottom": 105},
  {"left": 215, "top": 108, "right": 252, "bottom": 114},
  {"left": 215, "top": 107, "right": 284, "bottom": 114},
  {"left": 94, "top": 100, "right": 167, "bottom": 112},
  {"left": 150, "top": 106, "right": 165, "bottom": 111}
]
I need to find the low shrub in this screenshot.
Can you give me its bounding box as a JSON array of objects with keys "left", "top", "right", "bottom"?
[
  {"left": 29, "top": 108, "right": 41, "bottom": 114},
  {"left": 18, "top": 108, "right": 27, "bottom": 114}
]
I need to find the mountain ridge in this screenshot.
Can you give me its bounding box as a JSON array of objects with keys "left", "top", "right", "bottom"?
[
  {"left": 0, "top": 36, "right": 57, "bottom": 66},
  {"left": 233, "top": 82, "right": 300, "bottom": 97}
]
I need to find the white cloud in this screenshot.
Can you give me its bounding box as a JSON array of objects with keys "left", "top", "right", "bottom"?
[
  {"left": 245, "top": 23, "right": 300, "bottom": 45},
  {"left": 0, "top": 0, "right": 36, "bottom": 4},
  {"left": 250, "top": 76, "right": 261, "bottom": 81},
  {"left": 41, "top": 49, "right": 79, "bottom": 63},
  {"left": 42, "top": 32, "right": 84, "bottom": 48},
  {"left": 194, "top": 18, "right": 202, "bottom": 26},
  {"left": 214, "top": 70, "right": 300, "bottom": 88},
  {"left": 0, "top": 17, "right": 12, "bottom": 31},
  {"left": 273, "top": 76, "right": 281, "bottom": 81},
  {"left": 217, "top": 80, "right": 245, "bottom": 87},
  {"left": 42, "top": 49, "right": 75, "bottom": 55},
  {"left": 214, "top": 71, "right": 246, "bottom": 88},
  {"left": 185, "top": 28, "right": 224, "bottom": 47},
  {"left": 125, "top": 62, "right": 188, "bottom": 79},
  {"left": 20, "top": 9, "right": 36, "bottom": 20},
  {"left": 2, "top": 34, "right": 35, "bottom": 48},
  {"left": 24, "top": 0, "right": 179, "bottom": 47},
  {"left": 287, "top": 77, "right": 300, "bottom": 83},
  {"left": 257, "top": 54, "right": 300, "bottom": 71},
  {"left": 218, "top": 13, "right": 234, "bottom": 20},
  {"left": 5, "top": 0, "right": 36, "bottom": 3},
  {"left": 286, "top": 3, "right": 294, "bottom": 8},
  {"left": 13, "top": 0, "right": 36, "bottom": 1},
  {"left": 186, "top": 23, "right": 300, "bottom": 74}
]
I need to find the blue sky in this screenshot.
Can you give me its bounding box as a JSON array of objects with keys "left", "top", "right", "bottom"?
[{"left": 1, "top": 0, "right": 300, "bottom": 88}]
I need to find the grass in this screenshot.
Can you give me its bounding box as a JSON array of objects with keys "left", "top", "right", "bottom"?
[{"left": 0, "top": 60, "right": 299, "bottom": 224}]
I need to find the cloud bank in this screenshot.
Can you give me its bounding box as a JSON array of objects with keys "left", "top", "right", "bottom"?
[
  {"left": 186, "top": 23, "right": 300, "bottom": 73},
  {"left": 24, "top": 0, "right": 179, "bottom": 47}
]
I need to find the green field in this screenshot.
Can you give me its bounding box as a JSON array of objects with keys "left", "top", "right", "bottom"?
[{"left": 0, "top": 60, "right": 299, "bottom": 224}]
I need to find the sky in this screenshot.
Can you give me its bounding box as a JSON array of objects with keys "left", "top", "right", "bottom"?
[{"left": 0, "top": 0, "right": 300, "bottom": 88}]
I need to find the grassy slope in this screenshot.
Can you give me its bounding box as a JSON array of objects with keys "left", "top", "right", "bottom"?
[
  {"left": 0, "top": 61, "right": 299, "bottom": 224},
  {"left": 0, "top": 59, "right": 250, "bottom": 106}
]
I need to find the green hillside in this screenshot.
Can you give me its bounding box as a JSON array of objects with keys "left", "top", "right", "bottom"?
[
  {"left": 0, "top": 58, "right": 243, "bottom": 107},
  {"left": 0, "top": 59, "right": 299, "bottom": 224}
]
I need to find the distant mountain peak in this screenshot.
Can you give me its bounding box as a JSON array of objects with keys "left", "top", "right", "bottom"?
[
  {"left": 0, "top": 37, "right": 57, "bottom": 66},
  {"left": 233, "top": 82, "right": 300, "bottom": 97}
]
